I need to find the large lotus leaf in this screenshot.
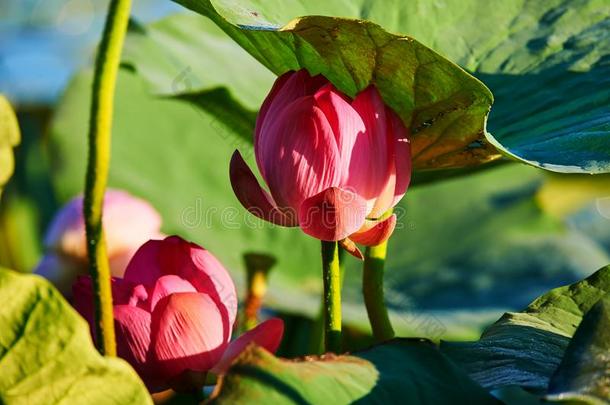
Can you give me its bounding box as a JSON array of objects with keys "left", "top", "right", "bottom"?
[
  {"left": 0, "top": 268, "right": 151, "bottom": 404},
  {"left": 160, "top": 0, "right": 609, "bottom": 173},
  {"left": 210, "top": 339, "right": 500, "bottom": 404},
  {"left": 122, "top": 12, "right": 495, "bottom": 182},
  {"left": 0, "top": 95, "right": 20, "bottom": 198},
  {"left": 145, "top": 2, "right": 499, "bottom": 170},
  {"left": 122, "top": 13, "right": 274, "bottom": 111},
  {"left": 546, "top": 294, "right": 610, "bottom": 404},
  {"left": 441, "top": 265, "right": 610, "bottom": 393}
]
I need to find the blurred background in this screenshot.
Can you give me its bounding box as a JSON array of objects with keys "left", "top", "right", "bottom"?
[{"left": 2, "top": 0, "right": 610, "bottom": 364}]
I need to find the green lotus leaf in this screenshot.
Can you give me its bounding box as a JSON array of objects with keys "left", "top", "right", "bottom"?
[
  {"left": 0, "top": 268, "right": 151, "bottom": 404},
  {"left": 0, "top": 95, "right": 20, "bottom": 199},
  {"left": 546, "top": 293, "right": 610, "bottom": 404},
  {"left": 442, "top": 265, "right": 610, "bottom": 393},
  {"left": 164, "top": 0, "right": 610, "bottom": 173},
  {"left": 211, "top": 339, "right": 500, "bottom": 404}
]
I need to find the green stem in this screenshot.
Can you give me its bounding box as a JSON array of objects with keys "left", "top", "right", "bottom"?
[
  {"left": 310, "top": 247, "right": 345, "bottom": 354},
  {"left": 363, "top": 240, "right": 395, "bottom": 342},
  {"left": 321, "top": 240, "right": 342, "bottom": 353},
  {"left": 84, "top": 0, "right": 132, "bottom": 356}
]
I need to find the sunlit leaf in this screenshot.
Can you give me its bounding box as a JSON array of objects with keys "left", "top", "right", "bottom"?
[
  {"left": 546, "top": 294, "right": 610, "bottom": 404},
  {"left": 167, "top": 0, "right": 610, "bottom": 173},
  {"left": 0, "top": 95, "right": 20, "bottom": 198},
  {"left": 442, "top": 265, "right": 610, "bottom": 393},
  {"left": 211, "top": 339, "right": 500, "bottom": 404},
  {"left": 157, "top": 1, "right": 500, "bottom": 170},
  {"left": 0, "top": 268, "right": 151, "bottom": 404}
]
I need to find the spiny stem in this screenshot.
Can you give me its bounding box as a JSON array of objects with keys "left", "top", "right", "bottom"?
[
  {"left": 321, "top": 240, "right": 342, "bottom": 353},
  {"left": 363, "top": 240, "right": 395, "bottom": 342},
  {"left": 310, "top": 247, "right": 345, "bottom": 354},
  {"left": 84, "top": 0, "right": 132, "bottom": 356}
]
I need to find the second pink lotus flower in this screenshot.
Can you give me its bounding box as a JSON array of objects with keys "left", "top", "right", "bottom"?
[
  {"left": 230, "top": 69, "right": 411, "bottom": 249},
  {"left": 73, "top": 236, "right": 284, "bottom": 392}
]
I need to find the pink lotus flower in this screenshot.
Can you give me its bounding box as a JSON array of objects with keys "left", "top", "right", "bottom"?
[
  {"left": 35, "top": 189, "right": 164, "bottom": 295},
  {"left": 73, "top": 235, "right": 284, "bottom": 392},
  {"left": 230, "top": 69, "right": 411, "bottom": 253}
]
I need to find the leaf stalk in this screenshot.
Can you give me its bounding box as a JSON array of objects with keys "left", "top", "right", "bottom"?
[
  {"left": 84, "top": 0, "right": 132, "bottom": 356},
  {"left": 363, "top": 240, "right": 395, "bottom": 342}
]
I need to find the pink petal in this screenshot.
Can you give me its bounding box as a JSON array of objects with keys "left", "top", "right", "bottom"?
[
  {"left": 109, "top": 246, "right": 161, "bottom": 279},
  {"left": 367, "top": 176, "right": 396, "bottom": 219},
  {"left": 72, "top": 276, "right": 145, "bottom": 341},
  {"left": 388, "top": 110, "right": 412, "bottom": 207},
  {"left": 149, "top": 275, "right": 197, "bottom": 312},
  {"left": 125, "top": 236, "right": 237, "bottom": 341},
  {"left": 73, "top": 275, "right": 140, "bottom": 308},
  {"left": 114, "top": 305, "right": 152, "bottom": 365},
  {"left": 345, "top": 87, "right": 393, "bottom": 213},
  {"left": 72, "top": 276, "right": 95, "bottom": 338},
  {"left": 211, "top": 318, "right": 284, "bottom": 375},
  {"left": 313, "top": 84, "right": 366, "bottom": 178},
  {"left": 339, "top": 238, "right": 363, "bottom": 260},
  {"left": 254, "top": 72, "right": 292, "bottom": 178},
  {"left": 155, "top": 236, "right": 237, "bottom": 340},
  {"left": 350, "top": 214, "right": 397, "bottom": 246},
  {"left": 100, "top": 190, "right": 163, "bottom": 268},
  {"left": 255, "top": 71, "right": 291, "bottom": 128},
  {"left": 44, "top": 190, "right": 163, "bottom": 277},
  {"left": 261, "top": 96, "right": 343, "bottom": 212},
  {"left": 255, "top": 70, "right": 328, "bottom": 180},
  {"left": 188, "top": 245, "right": 238, "bottom": 331},
  {"left": 229, "top": 150, "right": 297, "bottom": 226},
  {"left": 359, "top": 104, "right": 412, "bottom": 218},
  {"left": 367, "top": 112, "right": 412, "bottom": 217},
  {"left": 128, "top": 284, "right": 149, "bottom": 308},
  {"left": 113, "top": 305, "right": 163, "bottom": 391},
  {"left": 298, "top": 187, "right": 367, "bottom": 241},
  {"left": 44, "top": 196, "right": 86, "bottom": 258},
  {"left": 156, "top": 236, "right": 195, "bottom": 277},
  {"left": 150, "top": 292, "right": 229, "bottom": 381},
  {"left": 123, "top": 239, "right": 164, "bottom": 286}
]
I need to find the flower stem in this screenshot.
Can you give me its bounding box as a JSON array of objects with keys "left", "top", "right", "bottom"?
[
  {"left": 363, "top": 240, "right": 395, "bottom": 342},
  {"left": 321, "top": 240, "right": 342, "bottom": 353},
  {"left": 310, "top": 247, "right": 345, "bottom": 354},
  {"left": 84, "top": 0, "right": 131, "bottom": 356}
]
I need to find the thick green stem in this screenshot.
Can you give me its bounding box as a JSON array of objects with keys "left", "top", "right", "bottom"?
[
  {"left": 309, "top": 247, "right": 346, "bottom": 354},
  {"left": 363, "top": 241, "right": 395, "bottom": 342},
  {"left": 84, "top": 0, "right": 132, "bottom": 356},
  {"left": 321, "top": 240, "right": 342, "bottom": 353}
]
